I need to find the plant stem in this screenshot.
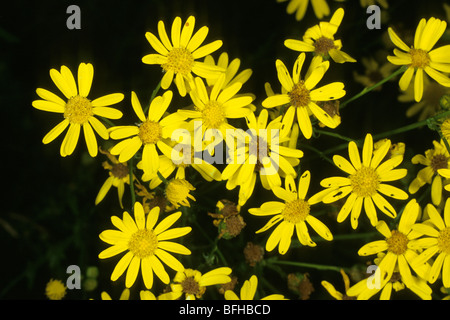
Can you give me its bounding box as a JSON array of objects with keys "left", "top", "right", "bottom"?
[
  {"left": 269, "top": 259, "right": 348, "bottom": 273},
  {"left": 340, "top": 66, "right": 408, "bottom": 110}
]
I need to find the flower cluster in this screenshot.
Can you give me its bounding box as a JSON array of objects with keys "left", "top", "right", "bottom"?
[{"left": 32, "top": 2, "right": 450, "bottom": 301}]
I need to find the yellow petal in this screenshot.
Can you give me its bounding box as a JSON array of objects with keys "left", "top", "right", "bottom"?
[{"left": 78, "top": 63, "right": 94, "bottom": 97}]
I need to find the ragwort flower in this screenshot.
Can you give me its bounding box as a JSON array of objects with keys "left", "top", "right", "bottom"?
[
  {"left": 224, "top": 275, "right": 286, "bottom": 300},
  {"left": 142, "top": 16, "right": 224, "bottom": 97},
  {"left": 98, "top": 202, "right": 191, "bottom": 289},
  {"left": 320, "top": 133, "right": 408, "bottom": 229},
  {"left": 262, "top": 52, "right": 346, "bottom": 139},
  {"left": 276, "top": 0, "right": 331, "bottom": 21},
  {"left": 387, "top": 17, "right": 450, "bottom": 102},
  {"left": 32, "top": 63, "right": 124, "bottom": 157},
  {"left": 249, "top": 172, "right": 333, "bottom": 254}
]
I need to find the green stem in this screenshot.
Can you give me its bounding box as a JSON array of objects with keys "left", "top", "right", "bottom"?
[
  {"left": 269, "top": 259, "right": 348, "bottom": 273},
  {"left": 340, "top": 66, "right": 408, "bottom": 110}
]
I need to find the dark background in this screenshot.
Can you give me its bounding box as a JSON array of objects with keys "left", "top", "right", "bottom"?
[{"left": 1, "top": 0, "right": 448, "bottom": 300}]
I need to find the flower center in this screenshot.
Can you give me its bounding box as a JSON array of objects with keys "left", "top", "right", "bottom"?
[
  {"left": 289, "top": 80, "right": 311, "bottom": 108},
  {"left": 350, "top": 166, "right": 380, "bottom": 197},
  {"left": 431, "top": 154, "right": 449, "bottom": 173},
  {"left": 201, "top": 101, "right": 225, "bottom": 129},
  {"left": 314, "top": 36, "right": 336, "bottom": 56},
  {"left": 437, "top": 227, "right": 450, "bottom": 255},
  {"left": 181, "top": 276, "right": 205, "bottom": 297},
  {"left": 64, "top": 95, "right": 93, "bottom": 124},
  {"left": 282, "top": 199, "right": 310, "bottom": 224},
  {"left": 111, "top": 163, "right": 128, "bottom": 179},
  {"left": 386, "top": 230, "right": 409, "bottom": 255},
  {"left": 162, "top": 47, "right": 194, "bottom": 76},
  {"left": 138, "top": 120, "right": 162, "bottom": 145},
  {"left": 128, "top": 229, "right": 158, "bottom": 259},
  {"left": 410, "top": 48, "right": 430, "bottom": 69}
]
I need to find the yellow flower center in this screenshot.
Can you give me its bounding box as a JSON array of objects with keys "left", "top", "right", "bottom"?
[
  {"left": 437, "top": 227, "right": 450, "bottom": 255},
  {"left": 386, "top": 230, "right": 409, "bottom": 255},
  {"left": 350, "top": 166, "right": 380, "bottom": 197},
  {"left": 138, "top": 120, "right": 162, "bottom": 145},
  {"left": 410, "top": 48, "right": 430, "bottom": 69},
  {"left": 314, "top": 36, "right": 336, "bottom": 56},
  {"left": 162, "top": 47, "right": 194, "bottom": 76},
  {"left": 128, "top": 229, "right": 158, "bottom": 259},
  {"left": 431, "top": 154, "right": 449, "bottom": 173},
  {"left": 201, "top": 101, "right": 225, "bottom": 129},
  {"left": 289, "top": 80, "right": 311, "bottom": 108},
  {"left": 64, "top": 95, "right": 93, "bottom": 124},
  {"left": 282, "top": 199, "right": 310, "bottom": 224}
]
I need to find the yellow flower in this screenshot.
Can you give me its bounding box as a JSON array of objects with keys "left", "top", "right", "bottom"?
[
  {"left": 98, "top": 202, "right": 191, "bottom": 289},
  {"left": 320, "top": 133, "right": 408, "bottom": 229},
  {"left": 224, "top": 275, "right": 287, "bottom": 300},
  {"left": 284, "top": 8, "right": 356, "bottom": 64},
  {"left": 109, "top": 90, "right": 186, "bottom": 177},
  {"left": 159, "top": 267, "right": 232, "bottom": 300},
  {"left": 142, "top": 16, "right": 224, "bottom": 97},
  {"left": 412, "top": 199, "right": 450, "bottom": 288},
  {"left": 140, "top": 290, "right": 158, "bottom": 300},
  {"left": 178, "top": 74, "right": 254, "bottom": 148},
  {"left": 165, "top": 178, "right": 196, "bottom": 209},
  {"left": 45, "top": 279, "right": 67, "bottom": 300},
  {"left": 276, "top": 0, "right": 331, "bottom": 21},
  {"left": 387, "top": 17, "right": 450, "bottom": 102},
  {"left": 409, "top": 139, "right": 450, "bottom": 206},
  {"left": 262, "top": 53, "right": 345, "bottom": 139},
  {"left": 355, "top": 200, "right": 431, "bottom": 293},
  {"left": 32, "top": 63, "right": 124, "bottom": 157},
  {"left": 222, "top": 109, "right": 303, "bottom": 207},
  {"left": 249, "top": 172, "right": 333, "bottom": 254},
  {"left": 321, "top": 269, "right": 356, "bottom": 300},
  {"left": 95, "top": 148, "right": 133, "bottom": 209}
]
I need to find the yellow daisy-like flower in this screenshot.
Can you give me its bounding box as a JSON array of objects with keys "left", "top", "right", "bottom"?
[
  {"left": 100, "top": 288, "right": 130, "bottom": 300},
  {"left": 32, "top": 63, "right": 124, "bottom": 157},
  {"left": 284, "top": 8, "right": 356, "bottom": 64},
  {"left": 165, "top": 178, "right": 196, "bottom": 209},
  {"left": 387, "top": 17, "right": 450, "bottom": 102},
  {"left": 204, "top": 52, "right": 253, "bottom": 90},
  {"left": 320, "top": 134, "right": 409, "bottom": 229},
  {"left": 262, "top": 53, "right": 345, "bottom": 139},
  {"left": 225, "top": 275, "right": 287, "bottom": 300},
  {"left": 412, "top": 199, "right": 450, "bottom": 288},
  {"left": 346, "top": 253, "right": 432, "bottom": 300},
  {"left": 178, "top": 74, "right": 254, "bottom": 148},
  {"left": 98, "top": 202, "right": 191, "bottom": 289},
  {"left": 409, "top": 139, "right": 450, "bottom": 206},
  {"left": 159, "top": 267, "right": 232, "bottom": 300},
  {"left": 45, "top": 279, "right": 67, "bottom": 300},
  {"left": 321, "top": 269, "right": 356, "bottom": 300},
  {"left": 249, "top": 171, "right": 333, "bottom": 254},
  {"left": 109, "top": 90, "right": 186, "bottom": 177},
  {"left": 356, "top": 199, "right": 430, "bottom": 291},
  {"left": 142, "top": 16, "right": 224, "bottom": 97},
  {"left": 222, "top": 109, "right": 303, "bottom": 207},
  {"left": 276, "top": 0, "right": 330, "bottom": 21},
  {"left": 95, "top": 148, "right": 133, "bottom": 209}
]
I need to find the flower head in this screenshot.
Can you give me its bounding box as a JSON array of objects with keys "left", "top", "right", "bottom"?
[
  {"left": 409, "top": 139, "right": 450, "bottom": 206},
  {"left": 32, "top": 63, "right": 124, "bottom": 157},
  {"left": 262, "top": 53, "right": 346, "bottom": 139},
  {"left": 159, "top": 267, "right": 232, "bottom": 300},
  {"left": 45, "top": 279, "right": 67, "bottom": 300},
  {"left": 321, "top": 269, "right": 356, "bottom": 300},
  {"left": 387, "top": 17, "right": 450, "bottom": 102},
  {"left": 142, "top": 16, "right": 224, "bottom": 96},
  {"left": 284, "top": 8, "right": 356, "bottom": 64},
  {"left": 109, "top": 90, "right": 187, "bottom": 177},
  {"left": 165, "top": 178, "right": 196, "bottom": 208},
  {"left": 98, "top": 202, "right": 191, "bottom": 289},
  {"left": 277, "top": 0, "right": 331, "bottom": 21},
  {"left": 412, "top": 199, "right": 450, "bottom": 288},
  {"left": 320, "top": 133, "right": 408, "bottom": 229},
  {"left": 249, "top": 171, "right": 333, "bottom": 254}
]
